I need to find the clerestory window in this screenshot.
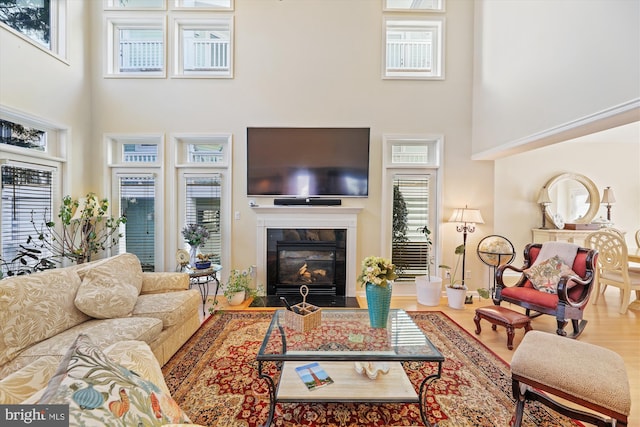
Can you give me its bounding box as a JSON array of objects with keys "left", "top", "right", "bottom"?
[
  {"left": 383, "top": 16, "right": 444, "bottom": 80},
  {"left": 0, "top": 0, "right": 67, "bottom": 59}
]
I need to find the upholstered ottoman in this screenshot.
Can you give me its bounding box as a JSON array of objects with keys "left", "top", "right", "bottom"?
[
  {"left": 473, "top": 305, "right": 532, "bottom": 349},
  {"left": 511, "top": 331, "right": 631, "bottom": 427}
]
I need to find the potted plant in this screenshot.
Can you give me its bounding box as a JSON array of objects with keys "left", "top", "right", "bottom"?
[
  {"left": 222, "top": 269, "right": 258, "bottom": 306},
  {"left": 195, "top": 253, "right": 215, "bottom": 270},
  {"left": 415, "top": 225, "right": 443, "bottom": 306},
  {"left": 439, "top": 244, "right": 468, "bottom": 309}
]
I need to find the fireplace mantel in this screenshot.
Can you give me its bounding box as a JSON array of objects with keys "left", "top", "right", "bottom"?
[{"left": 253, "top": 206, "right": 362, "bottom": 297}]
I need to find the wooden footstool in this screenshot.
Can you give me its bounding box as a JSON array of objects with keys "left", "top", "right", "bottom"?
[
  {"left": 511, "top": 331, "right": 631, "bottom": 426},
  {"left": 474, "top": 305, "right": 532, "bottom": 350}
]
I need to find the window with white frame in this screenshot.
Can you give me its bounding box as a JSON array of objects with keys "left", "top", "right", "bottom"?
[
  {"left": 173, "top": 0, "right": 233, "bottom": 10},
  {"left": 0, "top": 0, "right": 67, "bottom": 59},
  {"left": 0, "top": 109, "right": 66, "bottom": 276},
  {"left": 383, "top": 136, "right": 441, "bottom": 281},
  {"left": 174, "top": 134, "right": 230, "bottom": 270},
  {"left": 104, "top": 0, "right": 166, "bottom": 10},
  {"left": 173, "top": 16, "right": 233, "bottom": 78},
  {"left": 107, "top": 134, "right": 163, "bottom": 270},
  {"left": 106, "top": 16, "right": 166, "bottom": 77},
  {"left": 383, "top": 16, "right": 444, "bottom": 79},
  {"left": 384, "top": 0, "right": 444, "bottom": 12}
]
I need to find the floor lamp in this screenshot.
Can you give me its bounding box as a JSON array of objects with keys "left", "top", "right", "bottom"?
[{"left": 448, "top": 206, "right": 484, "bottom": 288}]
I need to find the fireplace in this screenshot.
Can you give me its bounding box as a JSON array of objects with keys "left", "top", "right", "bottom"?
[
  {"left": 253, "top": 206, "right": 361, "bottom": 299},
  {"left": 267, "top": 229, "right": 346, "bottom": 296}
]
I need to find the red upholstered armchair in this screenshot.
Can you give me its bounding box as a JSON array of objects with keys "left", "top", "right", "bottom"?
[{"left": 494, "top": 243, "right": 597, "bottom": 338}]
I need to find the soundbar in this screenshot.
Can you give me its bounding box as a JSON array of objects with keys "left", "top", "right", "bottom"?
[{"left": 274, "top": 198, "right": 342, "bottom": 206}]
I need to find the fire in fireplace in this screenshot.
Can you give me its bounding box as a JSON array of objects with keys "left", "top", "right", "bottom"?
[{"left": 266, "top": 228, "right": 346, "bottom": 297}]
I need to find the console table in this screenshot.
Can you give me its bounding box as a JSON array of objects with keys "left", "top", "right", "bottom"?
[{"left": 532, "top": 228, "right": 596, "bottom": 247}]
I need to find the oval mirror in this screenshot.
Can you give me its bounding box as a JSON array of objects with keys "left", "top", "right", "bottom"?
[{"left": 542, "top": 173, "right": 599, "bottom": 226}]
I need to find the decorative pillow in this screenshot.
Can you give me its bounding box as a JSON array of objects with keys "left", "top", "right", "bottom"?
[
  {"left": 75, "top": 253, "right": 143, "bottom": 319},
  {"left": 524, "top": 255, "right": 578, "bottom": 294},
  {"left": 38, "top": 334, "right": 191, "bottom": 426},
  {"left": 74, "top": 270, "right": 139, "bottom": 319}
]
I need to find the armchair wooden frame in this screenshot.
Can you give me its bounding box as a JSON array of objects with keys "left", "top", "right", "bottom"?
[{"left": 494, "top": 243, "right": 597, "bottom": 338}]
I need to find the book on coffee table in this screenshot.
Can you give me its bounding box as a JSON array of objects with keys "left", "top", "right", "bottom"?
[{"left": 295, "top": 362, "right": 334, "bottom": 391}]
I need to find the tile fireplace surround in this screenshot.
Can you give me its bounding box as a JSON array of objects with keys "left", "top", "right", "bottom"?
[{"left": 253, "top": 206, "right": 361, "bottom": 297}]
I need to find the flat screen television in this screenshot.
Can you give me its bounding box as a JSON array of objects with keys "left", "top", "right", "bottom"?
[{"left": 247, "top": 127, "right": 370, "bottom": 197}]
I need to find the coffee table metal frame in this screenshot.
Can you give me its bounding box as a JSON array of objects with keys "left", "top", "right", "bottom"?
[{"left": 256, "top": 309, "right": 444, "bottom": 427}]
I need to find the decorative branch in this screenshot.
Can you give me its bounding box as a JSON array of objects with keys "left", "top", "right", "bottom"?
[{"left": 29, "top": 193, "right": 127, "bottom": 264}]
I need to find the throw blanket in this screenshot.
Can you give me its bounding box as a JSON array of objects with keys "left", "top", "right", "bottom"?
[{"left": 534, "top": 241, "right": 580, "bottom": 267}]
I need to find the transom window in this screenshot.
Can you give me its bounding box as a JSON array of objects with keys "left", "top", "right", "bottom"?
[
  {"left": 0, "top": 119, "right": 47, "bottom": 152},
  {"left": 383, "top": 17, "right": 444, "bottom": 79}
]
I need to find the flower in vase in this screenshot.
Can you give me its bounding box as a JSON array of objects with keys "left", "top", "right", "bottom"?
[
  {"left": 181, "top": 223, "right": 210, "bottom": 247},
  {"left": 357, "top": 256, "right": 397, "bottom": 287}
]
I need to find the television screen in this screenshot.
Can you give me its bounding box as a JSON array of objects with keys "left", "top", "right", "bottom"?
[{"left": 247, "top": 127, "right": 370, "bottom": 197}]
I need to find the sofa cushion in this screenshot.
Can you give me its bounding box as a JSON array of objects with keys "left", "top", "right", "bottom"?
[
  {"left": 0, "top": 317, "right": 162, "bottom": 380},
  {"left": 39, "top": 334, "right": 191, "bottom": 426},
  {"left": 75, "top": 253, "right": 143, "bottom": 319},
  {"left": 524, "top": 255, "right": 578, "bottom": 294},
  {"left": 133, "top": 290, "right": 200, "bottom": 328},
  {"left": 0, "top": 268, "right": 90, "bottom": 367},
  {"left": 0, "top": 356, "right": 59, "bottom": 404},
  {"left": 141, "top": 272, "right": 189, "bottom": 294}
]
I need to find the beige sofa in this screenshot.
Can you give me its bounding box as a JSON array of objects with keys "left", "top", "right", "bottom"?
[{"left": 0, "top": 253, "right": 201, "bottom": 405}]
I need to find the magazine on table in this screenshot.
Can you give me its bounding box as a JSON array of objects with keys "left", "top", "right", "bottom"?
[{"left": 295, "top": 362, "right": 334, "bottom": 391}]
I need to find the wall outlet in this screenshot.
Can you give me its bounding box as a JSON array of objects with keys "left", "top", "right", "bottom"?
[{"left": 466, "top": 270, "right": 471, "bottom": 278}]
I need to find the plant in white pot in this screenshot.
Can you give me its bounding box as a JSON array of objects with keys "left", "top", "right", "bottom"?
[
  {"left": 415, "top": 225, "right": 443, "bottom": 306},
  {"left": 222, "top": 269, "right": 257, "bottom": 306},
  {"left": 439, "top": 244, "right": 467, "bottom": 309}
]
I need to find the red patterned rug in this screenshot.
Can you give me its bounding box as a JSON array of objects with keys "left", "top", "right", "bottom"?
[{"left": 162, "top": 311, "right": 579, "bottom": 426}]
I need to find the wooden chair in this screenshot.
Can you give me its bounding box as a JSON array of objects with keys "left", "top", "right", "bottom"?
[
  {"left": 584, "top": 230, "right": 640, "bottom": 314},
  {"left": 495, "top": 243, "right": 597, "bottom": 338}
]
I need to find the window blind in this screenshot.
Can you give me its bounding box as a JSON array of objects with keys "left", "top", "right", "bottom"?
[
  {"left": 118, "top": 175, "right": 155, "bottom": 271},
  {"left": 185, "top": 174, "right": 222, "bottom": 264},
  {"left": 1, "top": 164, "right": 54, "bottom": 274}
]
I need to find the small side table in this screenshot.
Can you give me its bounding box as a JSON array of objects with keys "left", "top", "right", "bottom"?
[{"left": 187, "top": 265, "right": 221, "bottom": 315}]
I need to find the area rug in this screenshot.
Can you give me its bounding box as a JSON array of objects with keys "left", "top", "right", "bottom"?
[{"left": 162, "top": 311, "right": 579, "bottom": 426}]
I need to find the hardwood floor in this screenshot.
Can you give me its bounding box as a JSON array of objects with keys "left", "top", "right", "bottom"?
[{"left": 202, "top": 287, "right": 640, "bottom": 424}]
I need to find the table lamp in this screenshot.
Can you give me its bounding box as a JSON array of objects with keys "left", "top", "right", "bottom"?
[
  {"left": 448, "top": 206, "right": 484, "bottom": 287},
  {"left": 601, "top": 187, "right": 616, "bottom": 221},
  {"left": 537, "top": 188, "right": 552, "bottom": 229}
]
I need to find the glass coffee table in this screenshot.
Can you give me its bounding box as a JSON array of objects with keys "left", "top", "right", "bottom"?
[{"left": 256, "top": 309, "right": 444, "bottom": 426}]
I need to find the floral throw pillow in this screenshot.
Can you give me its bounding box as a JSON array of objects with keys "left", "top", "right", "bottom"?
[
  {"left": 38, "top": 334, "right": 191, "bottom": 426},
  {"left": 524, "top": 255, "right": 578, "bottom": 294}
]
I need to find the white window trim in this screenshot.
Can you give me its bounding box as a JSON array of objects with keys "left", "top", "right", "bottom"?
[
  {"left": 104, "top": 0, "right": 167, "bottom": 10},
  {"left": 0, "top": 0, "right": 68, "bottom": 62},
  {"left": 171, "top": 133, "right": 231, "bottom": 167},
  {"left": 380, "top": 134, "right": 443, "bottom": 264},
  {"left": 171, "top": 15, "right": 234, "bottom": 79},
  {"left": 104, "top": 14, "right": 167, "bottom": 78},
  {"left": 105, "top": 133, "right": 165, "bottom": 166},
  {"left": 169, "top": 133, "right": 232, "bottom": 276},
  {"left": 383, "top": 0, "right": 445, "bottom": 13},
  {"left": 172, "top": 0, "right": 234, "bottom": 11},
  {"left": 382, "top": 16, "right": 445, "bottom": 80}
]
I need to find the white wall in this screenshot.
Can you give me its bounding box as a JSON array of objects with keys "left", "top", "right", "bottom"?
[
  {"left": 495, "top": 137, "right": 640, "bottom": 266},
  {"left": 0, "top": 2, "right": 92, "bottom": 193},
  {"left": 87, "top": 0, "right": 493, "bottom": 287},
  {"left": 472, "top": 0, "right": 640, "bottom": 157}
]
